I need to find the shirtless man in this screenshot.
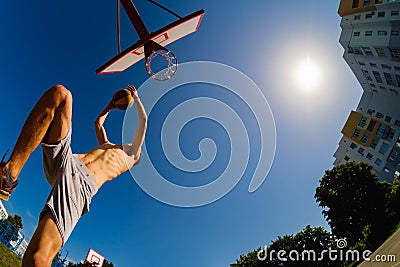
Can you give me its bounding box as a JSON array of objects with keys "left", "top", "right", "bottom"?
[{"left": 0, "top": 84, "right": 147, "bottom": 267}]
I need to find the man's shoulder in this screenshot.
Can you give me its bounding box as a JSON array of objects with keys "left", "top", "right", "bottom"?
[{"left": 122, "top": 144, "right": 141, "bottom": 158}]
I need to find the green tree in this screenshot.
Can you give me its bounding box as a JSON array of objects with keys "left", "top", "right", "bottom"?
[
  {"left": 66, "top": 259, "right": 115, "bottom": 267},
  {"left": 7, "top": 215, "right": 23, "bottom": 230},
  {"left": 385, "top": 177, "right": 400, "bottom": 229},
  {"left": 0, "top": 214, "right": 23, "bottom": 243},
  {"left": 232, "top": 225, "right": 337, "bottom": 267},
  {"left": 102, "top": 259, "right": 115, "bottom": 267},
  {"left": 315, "top": 162, "right": 391, "bottom": 249}
]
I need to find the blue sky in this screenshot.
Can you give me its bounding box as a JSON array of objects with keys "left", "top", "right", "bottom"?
[{"left": 0, "top": 0, "right": 363, "bottom": 266}]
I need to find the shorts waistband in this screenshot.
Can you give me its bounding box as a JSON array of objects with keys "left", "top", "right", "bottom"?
[{"left": 72, "top": 154, "right": 99, "bottom": 195}]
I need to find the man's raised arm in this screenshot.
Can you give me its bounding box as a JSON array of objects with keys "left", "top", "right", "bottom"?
[
  {"left": 127, "top": 86, "right": 147, "bottom": 157},
  {"left": 94, "top": 102, "right": 113, "bottom": 145}
]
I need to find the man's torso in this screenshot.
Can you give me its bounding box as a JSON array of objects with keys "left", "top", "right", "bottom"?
[{"left": 77, "top": 143, "right": 140, "bottom": 188}]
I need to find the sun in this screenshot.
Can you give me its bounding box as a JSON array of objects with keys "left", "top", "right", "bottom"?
[{"left": 295, "top": 59, "right": 321, "bottom": 90}]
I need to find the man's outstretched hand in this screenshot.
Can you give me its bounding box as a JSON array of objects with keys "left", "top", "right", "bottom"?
[{"left": 126, "top": 85, "right": 138, "bottom": 99}]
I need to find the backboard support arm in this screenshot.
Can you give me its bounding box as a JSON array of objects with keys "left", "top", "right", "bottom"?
[
  {"left": 120, "top": 0, "right": 150, "bottom": 40},
  {"left": 146, "top": 0, "right": 182, "bottom": 19}
]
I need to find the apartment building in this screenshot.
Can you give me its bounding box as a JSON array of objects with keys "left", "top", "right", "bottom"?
[
  {"left": 0, "top": 201, "right": 8, "bottom": 221},
  {"left": 335, "top": 0, "right": 400, "bottom": 182}
]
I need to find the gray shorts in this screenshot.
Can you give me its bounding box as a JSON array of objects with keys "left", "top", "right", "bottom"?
[{"left": 40, "top": 129, "right": 98, "bottom": 245}]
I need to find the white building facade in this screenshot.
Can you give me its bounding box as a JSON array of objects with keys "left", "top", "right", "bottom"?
[
  {"left": 0, "top": 201, "right": 28, "bottom": 258},
  {"left": 335, "top": 0, "right": 400, "bottom": 182},
  {"left": 0, "top": 201, "right": 8, "bottom": 221},
  {"left": 9, "top": 231, "right": 29, "bottom": 258}
]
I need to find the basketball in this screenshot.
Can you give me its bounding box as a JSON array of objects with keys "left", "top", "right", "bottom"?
[{"left": 112, "top": 89, "right": 134, "bottom": 110}]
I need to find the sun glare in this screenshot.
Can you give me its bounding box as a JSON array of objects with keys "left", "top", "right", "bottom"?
[{"left": 295, "top": 60, "right": 321, "bottom": 90}]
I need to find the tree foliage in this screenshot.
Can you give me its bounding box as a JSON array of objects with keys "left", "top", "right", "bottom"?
[
  {"left": 233, "top": 161, "right": 400, "bottom": 266},
  {"left": 66, "top": 259, "right": 115, "bottom": 267},
  {"left": 0, "top": 214, "right": 24, "bottom": 243},
  {"left": 231, "top": 225, "right": 336, "bottom": 267},
  {"left": 7, "top": 215, "right": 23, "bottom": 230},
  {"left": 315, "top": 162, "right": 391, "bottom": 249}
]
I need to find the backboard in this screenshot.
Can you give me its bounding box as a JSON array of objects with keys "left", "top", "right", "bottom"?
[
  {"left": 85, "top": 248, "right": 105, "bottom": 267},
  {"left": 97, "top": 9, "right": 204, "bottom": 74}
]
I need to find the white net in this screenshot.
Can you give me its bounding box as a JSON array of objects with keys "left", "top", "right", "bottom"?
[{"left": 145, "top": 50, "right": 178, "bottom": 81}]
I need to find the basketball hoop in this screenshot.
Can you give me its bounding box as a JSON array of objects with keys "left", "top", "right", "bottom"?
[
  {"left": 146, "top": 49, "right": 178, "bottom": 81},
  {"left": 144, "top": 40, "right": 178, "bottom": 81}
]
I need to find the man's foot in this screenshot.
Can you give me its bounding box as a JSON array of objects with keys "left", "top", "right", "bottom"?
[{"left": 0, "top": 162, "right": 18, "bottom": 201}]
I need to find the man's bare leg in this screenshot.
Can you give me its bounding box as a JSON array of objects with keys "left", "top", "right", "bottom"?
[
  {"left": 14, "top": 84, "right": 73, "bottom": 266},
  {"left": 3, "top": 84, "right": 72, "bottom": 181},
  {"left": 22, "top": 213, "right": 63, "bottom": 267}
]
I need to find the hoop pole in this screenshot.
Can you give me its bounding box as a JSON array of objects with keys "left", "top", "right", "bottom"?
[
  {"left": 120, "top": 0, "right": 150, "bottom": 40},
  {"left": 146, "top": 0, "right": 182, "bottom": 19},
  {"left": 117, "top": 0, "right": 121, "bottom": 53}
]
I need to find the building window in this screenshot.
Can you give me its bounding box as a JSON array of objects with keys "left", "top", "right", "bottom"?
[
  {"left": 382, "top": 64, "right": 392, "bottom": 70},
  {"left": 390, "top": 151, "right": 398, "bottom": 160},
  {"left": 361, "top": 132, "right": 370, "bottom": 144},
  {"left": 384, "top": 165, "right": 391, "bottom": 173},
  {"left": 354, "top": 14, "right": 361, "bottom": 20},
  {"left": 391, "top": 30, "right": 400, "bottom": 36},
  {"left": 375, "top": 0, "right": 383, "bottom": 3},
  {"left": 362, "top": 46, "right": 373, "bottom": 55},
  {"left": 385, "top": 116, "right": 392, "bottom": 123},
  {"left": 364, "top": 0, "right": 371, "bottom": 6},
  {"left": 379, "top": 142, "right": 389, "bottom": 154},
  {"left": 367, "top": 109, "right": 375, "bottom": 115},
  {"left": 344, "top": 156, "right": 350, "bottom": 161},
  {"left": 363, "top": 69, "right": 373, "bottom": 81},
  {"left": 384, "top": 72, "right": 395, "bottom": 85},
  {"left": 354, "top": 31, "right": 361, "bottom": 37},
  {"left": 367, "top": 120, "right": 377, "bottom": 131},
  {"left": 377, "top": 124, "right": 390, "bottom": 138},
  {"left": 375, "top": 158, "right": 382, "bottom": 166},
  {"left": 372, "top": 71, "right": 383, "bottom": 83},
  {"left": 395, "top": 120, "right": 400, "bottom": 127},
  {"left": 378, "top": 11, "right": 385, "bottom": 17},
  {"left": 352, "top": 46, "right": 363, "bottom": 55},
  {"left": 365, "top": 31, "right": 373, "bottom": 36},
  {"left": 366, "top": 12, "right": 375, "bottom": 19},
  {"left": 376, "top": 112, "right": 384, "bottom": 119},
  {"left": 358, "top": 147, "right": 365, "bottom": 155},
  {"left": 390, "top": 48, "right": 400, "bottom": 58},
  {"left": 375, "top": 47, "right": 386, "bottom": 57},
  {"left": 378, "top": 30, "right": 387, "bottom": 36},
  {"left": 392, "top": 10, "right": 400, "bottom": 16},
  {"left": 395, "top": 66, "right": 400, "bottom": 71},
  {"left": 371, "top": 137, "right": 379, "bottom": 149},
  {"left": 366, "top": 153, "right": 374, "bottom": 160},
  {"left": 380, "top": 86, "right": 387, "bottom": 91},
  {"left": 370, "top": 63, "right": 377, "bottom": 68},
  {"left": 359, "top": 61, "right": 366, "bottom": 66},
  {"left": 353, "top": 129, "right": 361, "bottom": 139},
  {"left": 388, "top": 129, "right": 396, "bottom": 141},
  {"left": 350, "top": 142, "right": 358, "bottom": 149},
  {"left": 352, "top": 0, "right": 360, "bottom": 8},
  {"left": 359, "top": 116, "right": 368, "bottom": 127}
]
